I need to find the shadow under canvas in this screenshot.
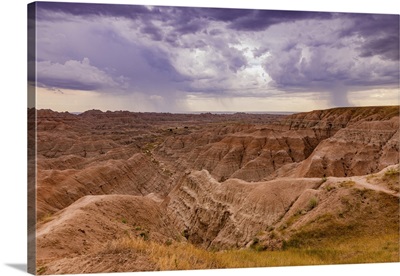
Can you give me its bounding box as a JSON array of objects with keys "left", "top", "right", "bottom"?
[{"left": 6, "top": 263, "right": 27, "bottom": 273}]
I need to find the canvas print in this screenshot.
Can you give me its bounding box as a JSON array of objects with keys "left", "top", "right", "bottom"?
[{"left": 28, "top": 1, "right": 399, "bottom": 275}]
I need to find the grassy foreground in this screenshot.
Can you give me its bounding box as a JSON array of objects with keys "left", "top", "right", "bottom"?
[{"left": 102, "top": 232, "right": 399, "bottom": 271}]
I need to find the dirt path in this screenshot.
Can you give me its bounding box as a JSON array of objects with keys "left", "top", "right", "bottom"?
[
  {"left": 325, "top": 174, "right": 399, "bottom": 198},
  {"left": 350, "top": 176, "right": 400, "bottom": 197}
]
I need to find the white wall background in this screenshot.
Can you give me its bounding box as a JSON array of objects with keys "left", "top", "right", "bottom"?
[{"left": 1, "top": 1, "right": 399, "bottom": 276}]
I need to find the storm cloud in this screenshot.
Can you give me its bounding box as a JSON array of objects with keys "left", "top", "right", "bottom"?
[
  {"left": 245, "top": 12, "right": 399, "bottom": 106},
  {"left": 32, "top": 2, "right": 399, "bottom": 112}
]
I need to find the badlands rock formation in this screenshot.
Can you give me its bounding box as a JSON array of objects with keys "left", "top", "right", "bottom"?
[
  {"left": 31, "top": 106, "right": 399, "bottom": 274},
  {"left": 167, "top": 171, "right": 324, "bottom": 249}
]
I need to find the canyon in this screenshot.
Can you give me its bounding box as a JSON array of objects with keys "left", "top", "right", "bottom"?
[{"left": 30, "top": 106, "right": 399, "bottom": 274}]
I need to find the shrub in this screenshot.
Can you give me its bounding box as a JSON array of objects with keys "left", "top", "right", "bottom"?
[
  {"left": 308, "top": 197, "right": 318, "bottom": 210},
  {"left": 339, "top": 180, "right": 355, "bottom": 188},
  {"left": 325, "top": 184, "right": 335, "bottom": 192},
  {"left": 279, "top": 223, "right": 288, "bottom": 231},
  {"left": 385, "top": 167, "right": 399, "bottom": 177},
  {"left": 165, "top": 239, "right": 172, "bottom": 246},
  {"left": 139, "top": 231, "right": 149, "bottom": 241},
  {"left": 37, "top": 266, "right": 47, "bottom": 274},
  {"left": 182, "top": 229, "right": 190, "bottom": 239},
  {"left": 250, "top": 237, "right": 266, "bottom": 251}
]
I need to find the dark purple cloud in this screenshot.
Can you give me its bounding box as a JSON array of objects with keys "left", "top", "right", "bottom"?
[
  {"left": 140, "top": 23, "right": 164, "bottom": 41},
  {"left": 194, "top": 8, "right": 333, "bottom": 32},
  {"left": 227, "top": 10, "right": 333, "bottom": 31},
  {"left": 174, "top": 18, "right": 205, "bottom": 35},
  {"left": 140, "top": 48, "right": 190, "bottom": 83},
  {"left": 340, "top": 13, "right": 399, "bottom": 61},
  {"left": 35, "top": 2, "right": 153, "bottom": 20},
  {"left": 35, "top": 3, "right": 334, "bottom": 40},
  {"left": 198, "top": 8, "right": 252, "bottom": 22},
  {"left": 359, "top": 35, "right": 399, "bottom": 61}
]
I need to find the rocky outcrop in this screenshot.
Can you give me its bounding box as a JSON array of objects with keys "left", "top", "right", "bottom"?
[
  {"left": 159, "top": 127, "right": 323, "bottom": 182},
  {"left": 277, "top": 105, "right": 399, "bottom": 131},
  {"left": 36, "top": 153, "right": 171, "bottom": 219},
  {"left": 271, "top": 165, "right": 400, "bottom": 248},
  {"left": 166, "top": 165, "right": 399, "bottom": 251},
  {"left": 158, "top": 106, "right": 399, "bottom": 181},
  {"left": 166, "top": 170, "right": 323, "bottom": 249},
  {"left": 288, "top": 116, "right": 399, "bottom": 178}
]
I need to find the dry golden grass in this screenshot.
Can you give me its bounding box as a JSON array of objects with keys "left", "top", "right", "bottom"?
[
  {"left": 383, "top": 166, "right": 399, "bottom": 192},
  {"left": 38, "top": 212, "right": 54, "bottom": 224},
  {"left": 339, "top": 180, "right": 356, "bottom": 188},
  {"left": 102, "top": 236, "right": 221, "bottom": 270},
  {"left": 100, "top": 230, "right": 399, "bottom": 271},
  {"left": 366, "top": 165, "right": 399, "bottom": 192}
]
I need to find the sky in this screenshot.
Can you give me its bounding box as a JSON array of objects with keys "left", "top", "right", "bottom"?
[{"left": 29, "top": 2, "right": 399, "bottom": 112}]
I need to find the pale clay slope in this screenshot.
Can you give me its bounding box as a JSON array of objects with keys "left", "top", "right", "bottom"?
[{"left": 36, "top": 194, "right": 181, "bottom": 261}]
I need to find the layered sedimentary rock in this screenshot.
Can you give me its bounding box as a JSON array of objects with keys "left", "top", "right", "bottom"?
[
  {"left": 167, "top": 170, "right": 323, "bottom": 249},
  {"left": 36, "top": 153, "right": 171, "bottom": 219},
  {"left": 33, "top": 106, "right": 399, "bottom": 274},
  {"left": 159, "top": 125, "right": 324, "bottom": 182},
  {"left": 158, "top": 106, "right": 399, "bottom": 181},
  {"left": 284, "top": 109, "right": 399, "bottom": 178}
]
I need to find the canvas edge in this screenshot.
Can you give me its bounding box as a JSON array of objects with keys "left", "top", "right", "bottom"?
[{"left": 27, "top": 2, "right": 37, "bottom": 275}]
